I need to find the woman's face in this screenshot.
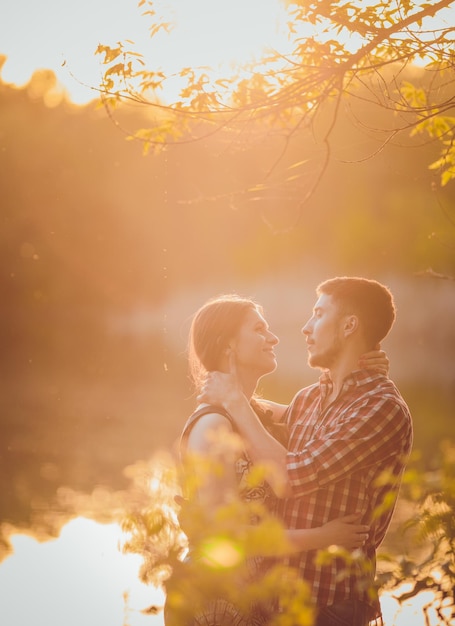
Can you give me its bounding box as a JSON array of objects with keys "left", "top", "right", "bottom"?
[{"left": 231, "top": 307, "right": 279, "bottom": 377}]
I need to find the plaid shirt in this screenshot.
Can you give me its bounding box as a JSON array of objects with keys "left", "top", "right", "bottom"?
[{"left": 277, "top": 369, "right": 413, "bottom": 615}]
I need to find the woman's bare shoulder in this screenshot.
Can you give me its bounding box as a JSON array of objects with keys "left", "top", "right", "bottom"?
[{"left": 185, "top": 407, "right": 235, "bottom": 453}]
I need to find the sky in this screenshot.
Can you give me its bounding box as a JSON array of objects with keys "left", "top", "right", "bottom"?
[
  {"left": 1, "top": 0, "right": 454, "bottom": 105},
  {"left": 0, "top": 0, "right": 140, "bottom": 103},
  {"left": 0, "top": 0, "right": 291, "bottom": 105}
]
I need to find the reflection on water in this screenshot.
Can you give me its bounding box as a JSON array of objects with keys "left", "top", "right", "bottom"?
[
  {"left": 0, "top": 516, "right": 448, "bottom": 626},
  {"left": 381, "top": 584, "right": 452, "bottom": 626},
  {"left": 0, "top": 517, "right": 165, "bottom": 626}
]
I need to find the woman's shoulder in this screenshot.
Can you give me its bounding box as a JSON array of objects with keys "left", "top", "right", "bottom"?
[
  {"left": 181, "top": 404, "right": 236, "bottom": 454},
  {"left": 185, "top": 404, "right": 235, "bottom": 430}
]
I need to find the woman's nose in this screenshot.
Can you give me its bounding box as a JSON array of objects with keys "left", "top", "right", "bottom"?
[{"left": 269, "top": 331, "right": 279, "bottom": 345}]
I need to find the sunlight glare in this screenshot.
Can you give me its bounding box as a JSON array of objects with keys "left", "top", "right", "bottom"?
[
  {"left": 380, "top": 584, "right": 451, "bottom": 626},
  {"left": 147, "top": 0, "right": 289, "bottom": 70},
  {"left": 0, "top": 0, "right": 148, "bottom": 105},
  {"left": 0, "top": 0, "right": 290, "bottom": 105},
  {"left": 0, "top": 517, "right": 164, "bottom": 626},
  {"left": 200, "top": 537, "right": 244, "bottom": 569},
  {"left": 1, "top": 0, "right": 454, "bottom": 104}
]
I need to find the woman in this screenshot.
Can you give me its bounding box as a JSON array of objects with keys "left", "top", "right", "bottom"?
[{"left": 166, "top": 294, "right": 387, "bottom": 625}]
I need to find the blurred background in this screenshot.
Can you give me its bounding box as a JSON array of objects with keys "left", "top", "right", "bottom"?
[{"left": 1, "top": 61, "right": 454, "bottom": 545}]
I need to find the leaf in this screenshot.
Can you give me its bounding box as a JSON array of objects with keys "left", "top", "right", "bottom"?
[
  {"left": 441, "top": 169, "right": 455, "bottom": 186},
  {"left": 95, "top": 45, "right": 123, "bottom": 64},
  {"left": 105, "top": 63, "right": 126, "bottom": 78}
]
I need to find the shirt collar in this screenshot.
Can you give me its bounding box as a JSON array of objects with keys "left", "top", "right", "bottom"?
[{"left": 319, "top": 368, "right": 384, "bottom": 393}]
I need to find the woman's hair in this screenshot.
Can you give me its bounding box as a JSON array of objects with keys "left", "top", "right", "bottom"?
[{"left": 188, "top": 294, "right": 260, "bottom": 392}]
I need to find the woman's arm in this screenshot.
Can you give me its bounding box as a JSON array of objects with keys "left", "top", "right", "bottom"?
[
  {"left": 359, "top": 347, "right": 389, "bottom": 375},
  {"left": 285, "top": 515, "right": 370, "bottom": 552},
  {"left": 197, "top": 349, "right": 391, "bottom": 496},
  {"left": 198, "top": 368, "right": 292, "bottom": 496}
]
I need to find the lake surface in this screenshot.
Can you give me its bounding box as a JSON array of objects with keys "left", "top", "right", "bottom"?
[{"left": 0, "top": 515, "right": 446, "bottom": 626}]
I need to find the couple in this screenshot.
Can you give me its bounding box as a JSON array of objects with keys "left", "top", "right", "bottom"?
[{"left": 173, "top": 277, "right": 413, "bottom": 626}]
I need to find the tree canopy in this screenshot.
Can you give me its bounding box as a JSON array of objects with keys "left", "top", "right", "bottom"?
[{"left": 96, "top": 0, "right": 455, "bottom": 207}]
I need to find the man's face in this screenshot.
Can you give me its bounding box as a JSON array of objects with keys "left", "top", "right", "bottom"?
[{"left": 302, "top": 294, "right": 344, "bottom": 369}]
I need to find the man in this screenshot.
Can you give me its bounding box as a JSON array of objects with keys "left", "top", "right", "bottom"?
[{"left": 199, "top": 277, "right": 413, "bottom": 626}]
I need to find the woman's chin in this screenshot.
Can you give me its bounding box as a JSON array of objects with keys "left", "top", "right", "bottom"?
[{"left": 263, "top": 361, "right": 278, "bottom": 376}]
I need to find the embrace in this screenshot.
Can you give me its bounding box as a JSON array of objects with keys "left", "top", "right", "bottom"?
[{"left": 167, "top": 276, "right": 413, "bottom": 626}]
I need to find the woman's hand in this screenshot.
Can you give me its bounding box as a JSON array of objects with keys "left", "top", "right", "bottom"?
[
  {"left": 319, "top": 514, "right": 370, "bottom": 551},
  {"left": 197, "top": 350, "right": 245, "bottom": 409},
  {"left": 358, "top": 344, "right": 389, "bottom": 376},
  {"left": 287, "top": 514, "right": 370, "bottom": 552},
  {"left": 197, "top": 371, "right": 243, "bottom": 409}
]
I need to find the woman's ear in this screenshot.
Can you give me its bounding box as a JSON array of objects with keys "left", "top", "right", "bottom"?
[{"left": 225, "top": 338, "right": 237, "bottom": 354}]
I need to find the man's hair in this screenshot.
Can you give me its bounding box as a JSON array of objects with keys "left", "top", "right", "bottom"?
[{"left": 317, "top": 277, "right": 396, "bottom": 347}]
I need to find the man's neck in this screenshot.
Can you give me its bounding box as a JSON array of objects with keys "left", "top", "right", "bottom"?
[{"left": 324, "top": 353, "right": 362, "bottom": 407}]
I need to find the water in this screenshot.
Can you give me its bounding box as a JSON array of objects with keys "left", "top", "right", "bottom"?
[
  {"left": 0, "top": 517, "right": 165, "bottom": 626},
  {"left": 0, "top": 517, "right": 450, "bottom": 626}
]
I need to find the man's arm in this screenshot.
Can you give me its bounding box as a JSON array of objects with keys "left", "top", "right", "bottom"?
[
  {"left": 198, "top": 356, "right": 402, "bottom": 500},
  {"left": 201, "top": 377, "right": 411, "bottom": 500},
  {"left": 285, "top": 391, "right": 413, "bottom": 498}
]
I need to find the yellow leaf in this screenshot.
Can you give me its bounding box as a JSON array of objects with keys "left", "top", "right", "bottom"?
[{"left": 96, "top": 45, "right": 123, "bottom": 64}]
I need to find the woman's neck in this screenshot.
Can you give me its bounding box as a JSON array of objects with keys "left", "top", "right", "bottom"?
[
  {"left": 217, "top": 356, "right": 258, "bottom": 402},
  {"left": 237, "top": 370, "right": 258, "bottom": 401}
]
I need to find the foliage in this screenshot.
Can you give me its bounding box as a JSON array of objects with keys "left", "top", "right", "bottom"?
[
  {"left": 120, "top": 441, "right": 403, "bottom": 625},
  {"left": 120, "top": 442, "right": 455, "bottom": 625},
  {"left": 121, "top": 455, "right": 185, "bottom": 588},
  {"left": 377, "top": 441, "right": 455, "bottom": 625},
  {"left": 96, "top": 0, "right": 455, "bottom": 208},
  {"left": 120, "top": 450, "right": 315, "bottom": 625}
]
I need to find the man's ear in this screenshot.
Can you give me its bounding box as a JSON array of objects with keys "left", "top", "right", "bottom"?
[{"left": 343, "top": 314, "right": 359, "bottom": 337}]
